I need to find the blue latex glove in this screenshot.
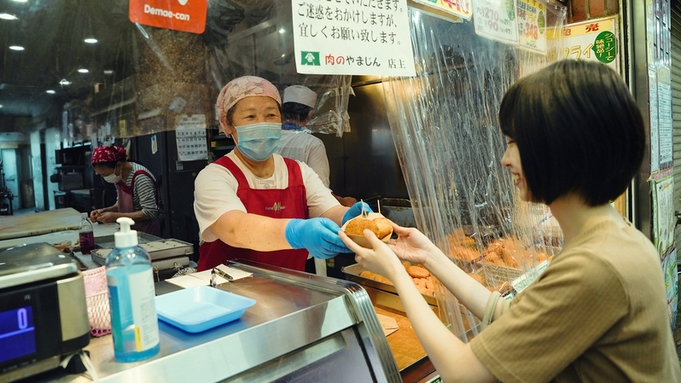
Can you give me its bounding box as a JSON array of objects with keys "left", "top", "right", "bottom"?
[
  {"left": 285, "top": 218, "right": 349, "bottom": 259},
  {"left": 342, "top": 202, "right": 374, "bottom": 225}
]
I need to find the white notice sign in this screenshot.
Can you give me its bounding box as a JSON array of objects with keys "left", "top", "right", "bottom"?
[
  {"left": 473, "top": 0, "right": 519, "bottom": 45},
  {"left": 175, "top": 114, "right": 208, "bottom": 162},
  {"left": 291, "top": 0, "right": 416, "bottom": 77}
]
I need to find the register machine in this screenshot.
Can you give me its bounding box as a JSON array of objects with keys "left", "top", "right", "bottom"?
[{"left": 0, "top": 243, "right": 90, "bottom": 383}]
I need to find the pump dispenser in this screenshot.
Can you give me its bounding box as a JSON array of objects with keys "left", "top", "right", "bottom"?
[{"left": 105, "top": 217, "right": 160, "bottom": 362}]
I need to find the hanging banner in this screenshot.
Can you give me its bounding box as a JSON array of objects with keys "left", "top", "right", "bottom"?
[
  {"left": 291, "top": 0, "right": 416, "bottom": 77},
  {"left": 411, "top": 0, "right": 472, "bottom": 20},
  {"left": 516, "top": 0, "right": 546, "bottom": 54},
  {"left": 129, "top": 0, "right": 208, "bottom": 34},
  {"left": 472, "top": 0, "right": 519, "bottom": 45},
  {"left": 560, "top": 16, "right": 618, "bottom": 71}
]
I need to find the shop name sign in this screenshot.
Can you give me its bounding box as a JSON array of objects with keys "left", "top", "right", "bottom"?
[
  {"left": 292, "top": 0, "right": 416, "bottom": 77},
  {"left": 129, "top": 0, "right": 208, "bottom": 34}
]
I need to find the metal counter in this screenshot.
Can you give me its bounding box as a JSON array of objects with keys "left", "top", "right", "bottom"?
[{"left": 26, "top": 260, "right": 401, "bottom": 383}]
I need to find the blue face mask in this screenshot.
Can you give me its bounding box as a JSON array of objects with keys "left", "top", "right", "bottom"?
[{"left": 234, "top": 122, "right": 282, "bottom": 162}]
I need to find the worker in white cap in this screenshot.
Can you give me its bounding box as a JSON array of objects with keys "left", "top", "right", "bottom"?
[{"left": 275, "top": 85, "right": 358, "bottom": 276}]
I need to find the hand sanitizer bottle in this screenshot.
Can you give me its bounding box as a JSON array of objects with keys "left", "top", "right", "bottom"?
[{"left": 106, "top": 217, "right": 160, "bottom": 362}]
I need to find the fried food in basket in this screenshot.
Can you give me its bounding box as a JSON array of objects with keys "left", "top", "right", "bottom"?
[{"left": 359, "top": 263, "right": 436, "bottom": 296}]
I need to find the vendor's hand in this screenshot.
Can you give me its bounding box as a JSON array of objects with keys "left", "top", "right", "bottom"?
[
  {"left": 285, "top": 218, "right": 349, "bottom": 259},
  {"left": 339, "top": 229, "right": 404, "bottom": 282},
  {"left": 89, "top": 209, "right": 102, "bottom": 222},
  {"left": 387, "top": 224, "right": 440, "bottom": 265},
  {"left": 93, "top": 211, "right": 117, "bottom": 224},
  {"left": 342, "top": 201, "right": 373, "bottom": 225}
]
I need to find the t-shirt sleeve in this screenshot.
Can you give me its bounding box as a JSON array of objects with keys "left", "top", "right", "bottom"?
[
  {"left": 298, "top": 161, "right": 339, "bottom": 217},
  {"left": 193, "top": 163, "right": 246, "bottom": 242},
  {"left": 132, "top": 172, "right": 159, "bottom": 219},
  {"left": 470, "top": 252, "right": 628, "bottom": 383}
]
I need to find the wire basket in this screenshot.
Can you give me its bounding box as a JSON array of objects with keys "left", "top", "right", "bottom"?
[
  {"left": 478, "top": 263, "right": 525, "bottom": 290},
  {"left": 82, "top": 266, "right": 111, "bottom": 337}
]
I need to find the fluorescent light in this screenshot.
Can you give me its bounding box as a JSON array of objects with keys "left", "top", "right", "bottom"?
[
  {"left": 59, "top": 79, "right": 72, "bottom": 86},
  {"left": 84, "top": 38, "right": 98, "bottom": 44},
  {"left": 278, "top": 28, "right": 285, "bottom": 34},
  {"left": 78, "top": 68, "right": 89, "bottom": 73},
  {"left": 103, "top": 70, "right": 114, "bottom": 75},
  {"left": 0, "top": 105, "right": 3, "bottom": 108},
  {"left": 12, "top": 0, "right": 28, "bottom": 3},
  {"left": 9, "top": 45, "right": 24, "bottom": 51},
  {"left": 0, "top": 13, "right": 18, "bottom": 20},
  {"left": 46, "top": 90, "right": 55, "bottom": 94}
]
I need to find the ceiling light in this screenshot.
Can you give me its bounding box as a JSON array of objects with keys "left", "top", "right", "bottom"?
[
  {"left": 84, "top": 38, "right": 98, "bottom": 44},
  {"left": 46, "top": 90, "right": 55, "bottom": 94},
  {"left": 0, "top": 13, "right": 18, "bottom": 20},
  {"left": 0, "top": 105, "right": 3, "bottom": 109},
  {"left": 59, "top": 79, "right": 72, "bottom": 86},
  {"left": 103, "top": 70, "right": 114, "bottom": 75},
  {"left": 78, "top": 68, "right": 89, "bottom": 73},
  {"left": 278, "top": 28, "right": 285, "bottom": 34},
  {"left": 12, "top": 0, "right": 28, "bottom": 3},
  {"left": 9, "top": 45, "right": 24, "bottom": 51}
]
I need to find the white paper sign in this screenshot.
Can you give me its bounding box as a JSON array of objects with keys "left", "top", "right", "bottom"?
[
  {"left": 473, "top": 0, "right": 519, "bottom": 45},
  {"left": 560, "top": 16, "right": 618, "bottom": 71},
  {"left": 291, "top": 0, "right": 416, "bottom": 77},
  {"left": 175, "top": 114, "right": 208, "bottom": 162}
]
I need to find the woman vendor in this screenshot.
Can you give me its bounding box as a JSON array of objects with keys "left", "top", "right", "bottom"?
[
  {"left": 90, "top": 145, "right": 162, "bottom": 237},
  {"left": 193, "top": 76, "right": 368, "bottom": 272}
]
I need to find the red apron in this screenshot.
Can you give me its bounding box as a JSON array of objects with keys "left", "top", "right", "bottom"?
[
  {"left": 197, "top": 156, "right": 309, "bottom": 271},
  {"left": 116, "top": 170, "right": 161, "bottom": 237}
]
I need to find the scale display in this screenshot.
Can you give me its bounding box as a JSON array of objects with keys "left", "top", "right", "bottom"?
[{"left": 0, "top": 306, "right": 36, "bottom": 363}]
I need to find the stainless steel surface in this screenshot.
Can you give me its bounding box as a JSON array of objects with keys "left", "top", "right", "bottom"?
[
  {"left": 628, "top": 0, "right": 650, "bottom": 235},
  {"left": 37, "top": 261, "right": 401, "bottom": 383},
  {"left": 0, "top": 243, "right": 78, "bottom": 288},
  {"left": 57, "top": 274, "right": 89, "bottom": 342}
]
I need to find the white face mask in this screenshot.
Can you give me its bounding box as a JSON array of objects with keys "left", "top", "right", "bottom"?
[{"left": 102, "top": 166, "right": 121, "bottom": 184}]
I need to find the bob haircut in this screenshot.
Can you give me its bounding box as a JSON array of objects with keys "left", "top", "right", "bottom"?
[{"left": 498, "top": 59, "right": 645, "bottom": 206}]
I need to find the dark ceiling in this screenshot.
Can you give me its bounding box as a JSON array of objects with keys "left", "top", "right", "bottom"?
[{"left": 0, "top": 0, "right": 135, "bottom": 122}]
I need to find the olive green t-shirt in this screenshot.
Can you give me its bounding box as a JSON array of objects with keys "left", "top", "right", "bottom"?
[{"left": 470, "top": 218, "right": 681, "bottom": 383}]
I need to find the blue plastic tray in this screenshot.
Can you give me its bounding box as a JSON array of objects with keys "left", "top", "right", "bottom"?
[{"left": 155, "top": 286, "right": 256, "bottom": 333}]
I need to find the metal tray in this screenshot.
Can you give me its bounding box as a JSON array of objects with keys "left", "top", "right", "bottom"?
[
  {"left": 90, "top": 238, "right": 194, "bottom": 266},
  {"left": 342, "top": 263, "right": 437, "bottom": 306}
]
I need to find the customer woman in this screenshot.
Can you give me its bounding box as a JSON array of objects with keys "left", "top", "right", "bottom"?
[
  {"left": 194, "top": 76, "right": 367, "bottom": 272},
  {"left": 91, "top": 145, "right": 161, "bottom": 237},
  {"left": 340, "top": 60, "right": 681, "bottom": 382}
]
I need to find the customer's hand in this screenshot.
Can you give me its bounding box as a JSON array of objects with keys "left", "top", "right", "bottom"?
[
  {"left": 387, "top": 224, "right": 440, "bottom": 265},
  {"left": 285, "top": 218, "right": 349, "bottom": 259},
  {"left": 339, "top": 228, "right": 404, "bottom": 282}
]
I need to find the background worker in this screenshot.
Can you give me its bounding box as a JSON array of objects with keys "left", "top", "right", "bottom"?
[
  {"left": 90, "top": 145, "right": 162, "bottom": 236},
  {"left": 276, "top": 85, "right": 357, "bottom": 207}
]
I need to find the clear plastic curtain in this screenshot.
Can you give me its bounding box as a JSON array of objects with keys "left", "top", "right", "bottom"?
[{"left": 382, "top": 3, "right": 566, "bottom": 341}]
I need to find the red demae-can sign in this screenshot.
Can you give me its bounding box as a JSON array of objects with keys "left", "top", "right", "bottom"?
[{"left": 129, "top": 0, "right": 207, "bottom": 34}]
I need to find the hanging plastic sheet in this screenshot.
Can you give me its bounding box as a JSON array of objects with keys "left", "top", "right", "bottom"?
[{"left": 382, "top": 1, "right": 567, "bottom": 341}]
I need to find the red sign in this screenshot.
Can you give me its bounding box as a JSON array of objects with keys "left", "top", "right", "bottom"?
[{"left": 129, "top": 0, "right": 207, "bottom": 34}]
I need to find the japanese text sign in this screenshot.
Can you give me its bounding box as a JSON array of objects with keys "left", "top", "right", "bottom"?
[
  {"left": 292, "top": 0, "right": 416, "bottom": 77},
  {"left": 129, "top": 0, "right": 207, "bottom": 34},
  {"left": 473, "top": 0, "right": 519, "bottom": 45},
  {"left": 516, "top": 0, "right": 546, "bottom": 54},
  {"left": 560, "top": 16, "right": 618, "bottom": 71},
  {"left": 175, "top": 114, "right": 208, "bottom": 161},
  {"left": 411, "top": 0, "right": 472, "bottom": 20}
]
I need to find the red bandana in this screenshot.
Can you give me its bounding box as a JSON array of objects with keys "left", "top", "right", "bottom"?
[{"left": 92, "top": 146, "right": 127, "bottom": 164}]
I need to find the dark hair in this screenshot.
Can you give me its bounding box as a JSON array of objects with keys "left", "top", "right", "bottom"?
[
  {"left": 94, "top": 160, "right": 120, "bottom": 170},
  {"left": 498, "top": 59, "right": 645, "bottom": 206},
  {"left": 282, "top": 102, "right": 313, "bottom": 121}
]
